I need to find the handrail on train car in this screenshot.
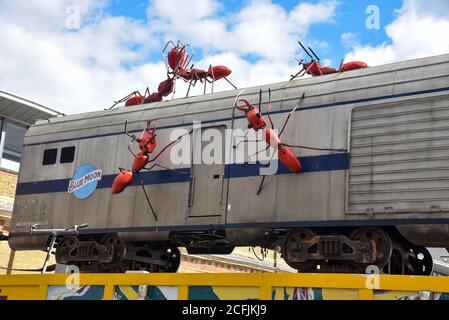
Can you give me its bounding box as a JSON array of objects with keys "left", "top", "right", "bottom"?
[{"left": 29, "top": 223, "right": 88, "bottom": 274}]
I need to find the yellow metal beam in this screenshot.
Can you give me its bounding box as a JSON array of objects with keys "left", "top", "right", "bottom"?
[
  {"left": 1, "top": 273, "right": 449, "bottom": 300},
  {"left": 358, "top": 289, "right": 374, "bottom": 300},
  {"left": 177, "top": 286, "right": 189, "bottom": 300}
]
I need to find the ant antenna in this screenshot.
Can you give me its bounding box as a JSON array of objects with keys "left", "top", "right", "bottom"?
[
  {"left": 298, "top": 41, "right": 314, "bottom": 61},
  {"left": 308, "top": 46, "right": 320, "bottom": 62},
  {"left": 338, "top": 58, "right": 345, "bottom": 71}
]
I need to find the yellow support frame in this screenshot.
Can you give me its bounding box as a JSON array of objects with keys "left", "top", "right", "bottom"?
[{"left": 1, "top": 273, "right": 449, "bottom": 300}]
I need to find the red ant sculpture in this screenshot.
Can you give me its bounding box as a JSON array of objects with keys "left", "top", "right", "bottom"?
[
  {"left": 109, "top": 80, "right": 173, "bottom": 108},
  {"left": 110, "top": 40, "right": 237, "bottom": 109},
  {"left": 290, "top": 41, "right": 368, "bottom": 80},
  {"left": 111, "top": 120, "right": 191, "bottom": 220},
  {"left": 235, "top": 89, "right": 346, "bottom": 194},
  {"left": 110, "top": 76, "right": 176, "bottom": 109},
  {"left": 163, "top": 40, "right": 237, "bottom": 97}
]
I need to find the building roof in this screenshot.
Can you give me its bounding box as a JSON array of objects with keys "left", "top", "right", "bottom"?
[{"left": 0, "top": 90, "right": 63, "bottom": 127}]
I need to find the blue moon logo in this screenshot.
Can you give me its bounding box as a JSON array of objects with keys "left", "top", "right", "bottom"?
[{"left": 68, "top": 164, "right": 103, "bottom": 200}]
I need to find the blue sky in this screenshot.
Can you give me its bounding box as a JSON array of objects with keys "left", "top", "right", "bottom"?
[
  {"left": 0, "top": 0, "right": 448, "bottom": 113},
  {"left": 308, "top": 0, "right": 402, "bottom": 64},
  {"left": 105, "top": 0, "right": 403, "bottom": 67}
]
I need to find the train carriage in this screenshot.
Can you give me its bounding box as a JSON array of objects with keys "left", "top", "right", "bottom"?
[{"left": 8, "top": 53, "right": 449, "bottom": 274}]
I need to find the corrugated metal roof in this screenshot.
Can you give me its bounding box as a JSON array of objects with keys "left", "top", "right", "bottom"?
[{"left": 0, "top": 90, "right": 63, "bottom": 127}]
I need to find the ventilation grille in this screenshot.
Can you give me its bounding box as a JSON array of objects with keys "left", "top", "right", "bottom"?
[{"left": 348, "top": 99, "right": 449, "bottom": 213}]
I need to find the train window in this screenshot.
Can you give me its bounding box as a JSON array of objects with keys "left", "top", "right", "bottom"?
[
  {"left": 42, "top": 149, "right": 57, "bottom": 165},
  {"left": 60, "top": 146, "right": 75, "bottom": 164}
]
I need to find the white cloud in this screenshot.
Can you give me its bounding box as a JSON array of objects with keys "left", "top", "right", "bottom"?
[
  {"left": 289, "top": 0, "right": 338, "bottom": 30},
  {"left": 148, "top": 0, "right": 338, "bottom": 62},
  {"left": 340, "top": 32, "right": 359, "bottom": 48},
  {"left": 0, "top": 0, "right": 338, "bottom": 114},
  {"left": 345, "top": 0, "right": 449, "bottom": 66},
  {"left": 176, "top": 52, "right": 294, "bottom": 97},
  {"left": 145, "top": 0, "right": 338, "bottom": 99},
  {"left": 0, "top": 0, "right": 164, "bottom": 113},
  {"left": 148, "top": 0, "right": 222, "bottom": 21}
]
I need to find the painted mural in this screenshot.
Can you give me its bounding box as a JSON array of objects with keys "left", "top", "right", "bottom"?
[
  {"left": 38, "top": 284, "right": 449, "bottom": 300},
  {"left": 376, "top": 291, "right": 449, "bottom": 300},
  {"left": 47, "top": 285, "right": 104, "bottom": 300},
  {"left": 114, "top": 285, "right": 178, "bottom": 300},
  {"left": 272, "top": 287, "right": 449, "bottom": 300}
]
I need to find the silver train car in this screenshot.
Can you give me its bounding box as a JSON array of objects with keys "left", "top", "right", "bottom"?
[{"left": 9, "top": 53, "right": 449, "bottom": 274}]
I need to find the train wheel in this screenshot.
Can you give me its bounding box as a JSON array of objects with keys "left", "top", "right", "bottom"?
[
  {"left": 350, "top": 227, "right": 392, "bottom": 270},
  {"left": 409, "top": 245, "right": 433, "bottom": 275},
  {"left": 133, "top": 247, "right": 159, "bottom": 272},
  {"left": 126, "top": 244, "right": 181, "bottom": 273},
  {"left": 99, "top": 234, "right": 127, "bottom": 271},
  {"left": 384, "top": 241, "right": 415, "bottom": 275},
  {"left": 55, "top": 236, "right": 80, "bottom": 265},
  {"left": 282, "top": 228, "right": 318, "bottom": 272},
  {"left": 159, "top": 245, "right": 181, "bottom": 273}
]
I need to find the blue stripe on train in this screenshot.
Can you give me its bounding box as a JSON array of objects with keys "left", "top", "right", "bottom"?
[{"left": 15, "top": 153, "right": 349, "bottom": 195}]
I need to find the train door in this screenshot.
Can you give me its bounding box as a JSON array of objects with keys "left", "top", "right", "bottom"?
[{"left": 187, "top": 124, "right": 227, "bottom": 217}]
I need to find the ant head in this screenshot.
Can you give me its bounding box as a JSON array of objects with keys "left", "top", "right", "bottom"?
[
  {"left": 295, "top": 57, "right": 305, "bottom": 65},
  {"left": 146, "top": 120, "right": 156, "bottom": 134},
  {"left": 303, "top": 61, "right": 313, "bottom": 68},
  {"left": 163, "top": 40, "right": 195, "bottom": 71}
]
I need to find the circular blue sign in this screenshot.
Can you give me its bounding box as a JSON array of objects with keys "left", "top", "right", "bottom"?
[{"left": 68, "top": 164, "right": 103, "bottom": 200}]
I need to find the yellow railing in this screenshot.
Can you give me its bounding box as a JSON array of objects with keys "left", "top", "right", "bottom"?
[{"left": 1, "top": 273, "right": 449, "bottom": 300}]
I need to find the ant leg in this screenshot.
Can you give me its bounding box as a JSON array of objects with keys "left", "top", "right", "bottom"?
[
  {"left": 127, "top": 141, "right": 137, "bottom": 157},
  {"left": 148, "top": 129, "right": 193, "bottom": 164},
  {"left": 290, "top": 67, "right": 306, "bottom": 81},
  {"left": 135, "top": 172, "right": 158, "bottom": 221},
  {"left": 248, "top": 145, "right": 270, "bottom": 161},
  {"left": 208, "top": 65, "right": 215, "bottom": 94},
  {"left": 265, "top": 89, "right": 274, "bottom": 129},
  {"left": 256, "top": 176, "right": 267, "bottom": 195},
  {"left": 143, "top": 87, "right": 150, "bottom": 99},
  {"left": 124, "top": 120, "right": 138, "bottom": 141},
  {"left": 186, "top": 79, "right": 193, "bottom": 98},
  {"left": 234, "top": 137, "right": 264, "bottom": 149},
  {"left": 256, "top": 148, "right": 277, "bottom": 195},
  {"left": 143, "top": 163, "right": 189, "bottom": 176},
  {"left": 171, "top": 77, "right": 177, "bottom": 100},
  {"left": 224, "top": 77, "right": 237, "bottom": 89},
  {"left": 109, "top": 91, "right": 138, "bottom": 109},
  {"left": 279, "top": 93, "right": 305, "bottom": 138},
  {"left": 282, "top": 143, "right": 347, "bottom": 153},
  {"left": 233, "top": 129, "right": 255, "bottom": 149}
]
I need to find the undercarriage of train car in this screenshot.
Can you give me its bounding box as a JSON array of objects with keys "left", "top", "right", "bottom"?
[
  {"left": 279, "top": 227, "right": 433, "bottom": 275},
  {"left": 53, "top": 226, "right": 434, "bottom": 275}
]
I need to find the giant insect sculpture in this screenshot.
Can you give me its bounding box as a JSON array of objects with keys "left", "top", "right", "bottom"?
[
  {"left": 110, "top": 76, "right": 176, "bottom": 109},
  {"left": 111, "top": 120, "right": 191, "bottom": 220},
  {"left": 234, "top": 89, "right": 347, "bottom": 194},
  {"left": 290, "top": 41, "right": 368, "bottom": 80},
  {"left": 163, "top": 40, "right": 237, "bottom": 97},
  {"left": 110, "top": 40, "right": 237, "bottom": 109}
]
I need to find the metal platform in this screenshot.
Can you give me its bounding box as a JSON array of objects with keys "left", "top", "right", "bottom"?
[{"left": 1, "top": 273, "right": 449, "bottom": 300}]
